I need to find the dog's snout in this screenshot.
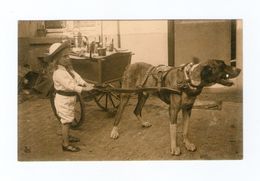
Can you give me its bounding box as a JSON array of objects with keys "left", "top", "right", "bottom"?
[
  {"left": 229, "top": 67, "right": 241, "bottom": 78},
  {"left": 233, "top": 67, "right": 241, "bottom": 75}
]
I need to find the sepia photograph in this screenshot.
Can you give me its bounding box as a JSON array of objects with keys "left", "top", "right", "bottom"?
[
  {"left": 18, "top": 20, "right": 242, "bottom": 161},
  {"left": 2, "top": 0, "right": 260, "bottom": 180}
]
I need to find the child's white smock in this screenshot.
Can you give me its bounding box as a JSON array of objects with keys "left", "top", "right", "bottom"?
[{"left": 53, "top": 65, "right": 87, "bottom": 124}]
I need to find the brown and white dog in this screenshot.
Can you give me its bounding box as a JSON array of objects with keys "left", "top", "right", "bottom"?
[{"left": 110, "top": 59, "right": 241, "bottom": 155}]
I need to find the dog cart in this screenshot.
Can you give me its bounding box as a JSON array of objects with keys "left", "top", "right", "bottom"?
[{"left": 50, "top": 51, "right": 133, "bottom": 128}]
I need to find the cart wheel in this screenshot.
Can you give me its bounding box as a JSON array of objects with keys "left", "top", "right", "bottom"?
[
  {"left": 94, "top": 83, "right": 120, "bottom": 111},
  {"left": 49, "top": 86, "right": 85, "bottom": 129}
]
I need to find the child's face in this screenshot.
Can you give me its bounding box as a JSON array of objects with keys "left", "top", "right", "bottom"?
[{"left": 57, "top": 48, "right": 72, "bottom": 67}]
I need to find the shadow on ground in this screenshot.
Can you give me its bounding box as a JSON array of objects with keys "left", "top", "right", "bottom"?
[{"left": 18, "top": 87, "right": 242, "bottom": 161}]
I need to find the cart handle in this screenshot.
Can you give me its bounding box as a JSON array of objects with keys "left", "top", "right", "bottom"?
[{"left": 93, "top": 86, "right": 181, "bottom": 95}]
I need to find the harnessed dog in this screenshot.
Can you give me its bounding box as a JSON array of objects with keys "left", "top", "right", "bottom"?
[{"left": 110, "top": 59, "right": 241, "bottom": 155}]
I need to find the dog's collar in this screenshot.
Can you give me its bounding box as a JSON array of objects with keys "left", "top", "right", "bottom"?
[{"left": 183, "top": 63, "right": 201, "bottom": 90}]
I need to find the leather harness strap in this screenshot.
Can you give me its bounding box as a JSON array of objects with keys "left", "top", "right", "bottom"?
[
  {"left": 183, "top": 62, "right": 201, "bottom": 90},
  {"left": 140, "top": 65, "right": 175, "bottom": 87},
  {"left": 139, "top": 65, "right": 156, "bottom": 87}
]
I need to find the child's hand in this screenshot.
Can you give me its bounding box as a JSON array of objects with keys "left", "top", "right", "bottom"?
[{"left": 82, "top": 83, "right": 94, "bottom": 91}]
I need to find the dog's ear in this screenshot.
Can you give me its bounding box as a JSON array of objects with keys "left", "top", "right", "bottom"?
[
  {"left": 201, "top": 65, "right": 213, "bottom": 81},
  {"left": 192, "top": 57, "right": 200, "bottom": 64}
]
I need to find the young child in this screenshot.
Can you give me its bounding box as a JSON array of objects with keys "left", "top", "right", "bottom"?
[{"left": 47, "top": 41, "right": 94, "bottom": 152}]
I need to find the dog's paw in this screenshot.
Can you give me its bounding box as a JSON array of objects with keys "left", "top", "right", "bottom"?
[
  {"left": 171, "top": 147, "right": 181, "bottom": 156},
  {"left": 184, "top": 142, "right": 197, "bottom": 152},
  {"left": 110, "top": 127, "right": 119, "bottom": 139},
  {"left": 110, "top": 131, "right": 119, "bottom": 139},
  {"left": 142, "top": 121, "right": 152, "bottom": 128}
]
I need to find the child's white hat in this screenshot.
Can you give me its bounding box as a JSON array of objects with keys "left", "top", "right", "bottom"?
[{"left": 45, "top": 41, "right": 70, "bottom": 61}]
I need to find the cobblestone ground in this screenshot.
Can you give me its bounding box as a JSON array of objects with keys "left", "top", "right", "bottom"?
[{"left": 18, "top": 88, "right": 242, "bottom": 161}]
